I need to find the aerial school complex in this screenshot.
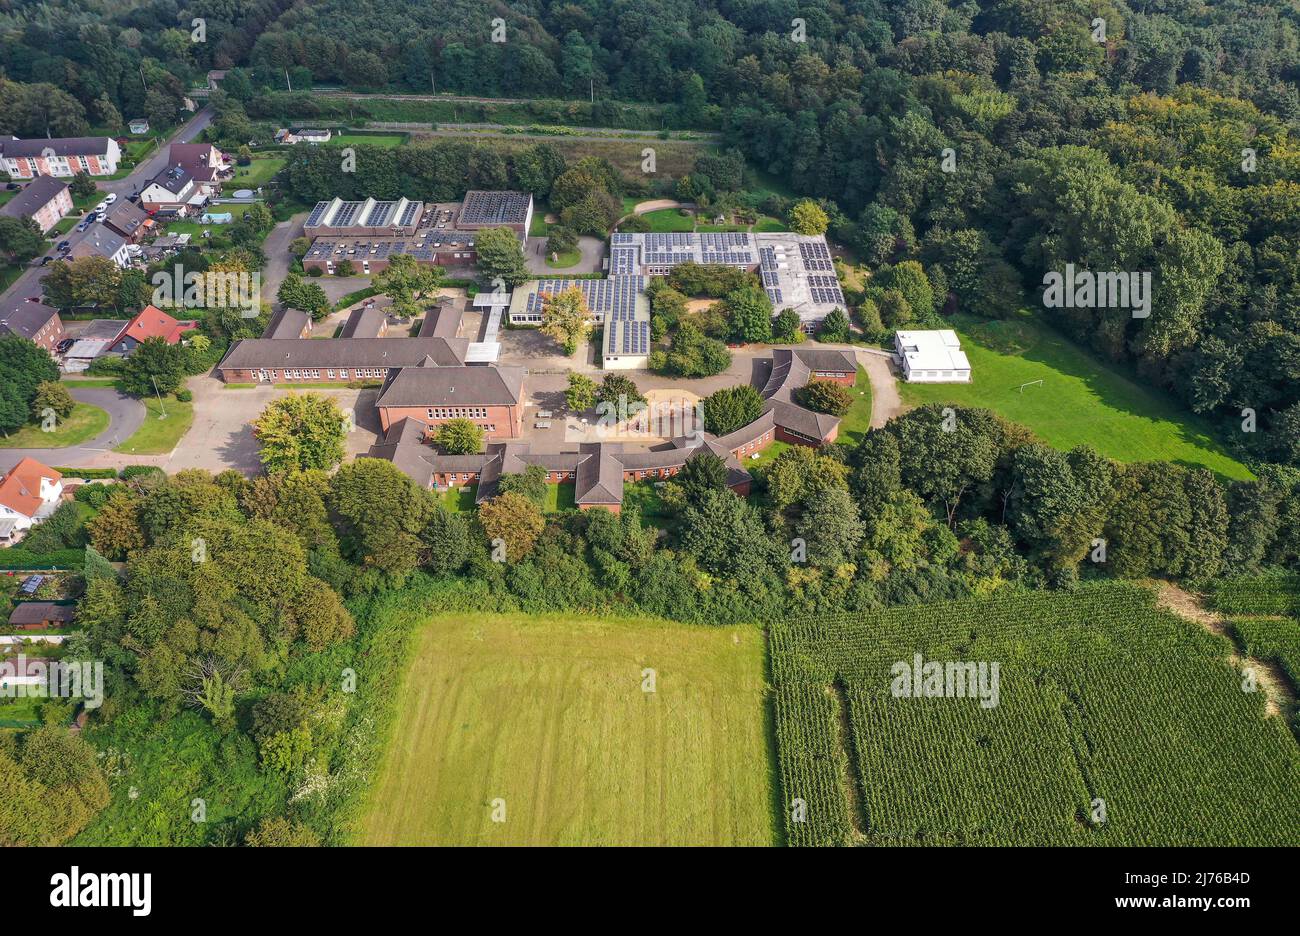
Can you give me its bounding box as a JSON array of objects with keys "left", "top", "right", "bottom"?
[{"left": 216, "top": 189, "right": 865, "bottom": 511}]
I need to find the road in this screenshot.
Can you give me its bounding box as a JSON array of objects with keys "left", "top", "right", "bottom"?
[
  {"left": 0, "top": 387, "right": 145, "bottom": 473},
  {"left": 0, "top": 107, "right": 214, "bottom": 310}
]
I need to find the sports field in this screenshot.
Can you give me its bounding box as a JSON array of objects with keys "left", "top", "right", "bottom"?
[
  {"left": 358, "top": 612, "right": 776, "bottom": 846},
  {"left": 899, "top": 316, "right": 1252, "bottom": 479}
]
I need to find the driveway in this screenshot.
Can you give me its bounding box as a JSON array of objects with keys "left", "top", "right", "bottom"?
[
  {"left": 260, "top": 211, "right": 306, "bottom": 306},
  {"left": 160, "top": 376, "right": 378, "bottom": 474},
  {"left": 0, "top": 387, "right": 145, "bottom": 472}
]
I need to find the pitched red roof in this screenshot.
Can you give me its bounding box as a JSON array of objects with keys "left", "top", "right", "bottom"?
[
  {"left": 0, "top": 457, "right": 61, "bottom": 519},
  {"left": 112, "top": 305, "right": 198, "bottom": 346}
]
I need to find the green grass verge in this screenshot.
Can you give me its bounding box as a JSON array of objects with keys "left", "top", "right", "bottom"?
[
  {"left": 0, "top": 403, "right": 110, "bottom": 449},
  {"left": 898, "top": 315, "right": 1253, "bottom": 480},
  {"left": 440, "top": 484, "right": 479, "bottom": 511},
  {"left": 357, "top": 611, "right": 775, "bottom": 846},
  {"left": 112, "top": 396, "right": 193, "bottom": 455},
  {"left": 541, "top": 483, "right": 577, "bottom": 513},
  {"left": 836, "top": 365, "right": 874, "bottom": 447},
  {"left": 326, "top": 133, "right": 407, "bottom": 148}
]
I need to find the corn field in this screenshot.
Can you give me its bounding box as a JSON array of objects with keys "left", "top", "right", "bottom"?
[{"left": 771, "top": 583, "right": 1300, "bottom": 846}]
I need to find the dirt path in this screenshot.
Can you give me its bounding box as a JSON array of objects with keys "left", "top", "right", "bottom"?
[{"left": 1156, "top": 583, "right": 1295, "bottom": 718}]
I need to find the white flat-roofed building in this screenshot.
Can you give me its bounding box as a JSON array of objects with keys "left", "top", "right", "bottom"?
[{"left": 895, "top": 330, "right": 971, "bottom": 382}]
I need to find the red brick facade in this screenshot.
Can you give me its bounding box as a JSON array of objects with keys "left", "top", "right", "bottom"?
[{"left": 379, "top": 403, "right": 521, "bottom": 440}]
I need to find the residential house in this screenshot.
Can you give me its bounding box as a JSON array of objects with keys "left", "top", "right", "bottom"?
[
  {"left": 0, "top": 297, "right": 64, "bottom": 352},
  {"left": 0, "top": 136, "right": 121, "bottom": 179},
  {"left": 67, "top": 227, "right": 131, "bottom": 268},
  {"left": 107, "top": 305, "right": 199, "bottom": 353},
  {"left": 138, "top": 165, "right": 206, "bottom": 214},
  {"left": 0, "top": 458, "right": 64, "bottom": 536},
  {"left": 101, "top": 199, "right": 154, "bottom": 242},
  {"left": 0, "top": 176, "right": 73, "bottom": 233}
]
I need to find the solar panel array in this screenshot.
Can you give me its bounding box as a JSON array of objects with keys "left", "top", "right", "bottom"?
[
  {"left": 759, "top": 247, "right": 778, "bottom": 271},
  {"left": 306, "top": 201, "right": 330, "bottom": 227},
  {"left": 332, "top": 201, "right": 363, "bottom": 227},
  {"left": 460, "top": 191, "right": 531, "bottom": 225},
  {"left": 610, "top": 245, "right": 639, "bottom": 275},
  {"left": 810, "top": 286, "right": 844, "bottom": 305},
  {"left": 799, "top": 240, "right": 834, "bottom": 271},
  {"left": 699, "top": 232, "right": 749, "bottom": 248},
  {"left": 608, "top": 319, "right": 650, "bottom": 356},
  {"left": 396, "top": 200, "right": 422, "bottom": 227},
  {"left": 611, "top": 233, "right": 633, "bottom": 244},
  {"left": 364, "top": 201, "right": 395, "bottom": 227},
  {"left": 767, "top": 287, "right": 784, "bottom": 305}
]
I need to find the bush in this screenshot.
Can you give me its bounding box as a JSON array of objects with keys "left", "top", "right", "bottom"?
[
  {"left": 73, "top": 483, "right": 113, "bottom": 509},
  {"left": 702, "top": 384, "right": 764, "bottom": 435},
  {"left": 54, "top": 467, "right": 116, "bottom": 479},
  {"left": 175, "top": 388, "right": 193, "bottom": 402},
  {"left": 119, "top": 465, "right": 164, "bottom": 481},
  {"left": 796, "top": 379, "right": 854, "bottom": 416}
]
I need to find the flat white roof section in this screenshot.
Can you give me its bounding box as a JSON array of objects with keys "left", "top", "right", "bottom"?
[{"left": 895, "top": 330, "right": 972, "bottom": 382}]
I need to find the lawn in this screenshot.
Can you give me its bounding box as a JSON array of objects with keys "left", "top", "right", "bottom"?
[
  {"left": 0, "top": 403, "right": 109, "bottom": 449},
  {"left": 225, "top": 157, "right": 287, "bottom": 190},
  {"left": 0, "top": 265, "right": 20, "bottom": 292},
  {"left": 544, "top": 248, "right": 582, "bottom": 269},
  {"left": 112, "top": 395, "right": 193, "bottom": 455},
  {"left": 327, "top": 133, "right": 407, "bottom": 148},
  {"left": 541, "top": 482, "right": 576, "bottom": 512},
  {"left": 640, "top": 207, "right": 695, "bottom": 232},
  {"left": 899, "top": 315, "right": 1253, "bottom": 480},
  {"left": 440, "top": 484, "right": 479, "bottom": 511},
  {"left": 837, "top": 365, "right": 873, "bottom": 447},
  {"left": 357, "top": 612, "right": 776, "bottom": 846}
]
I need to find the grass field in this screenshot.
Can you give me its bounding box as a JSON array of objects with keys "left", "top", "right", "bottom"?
[
  {"left": 112, "top": 396, "right": 193, "bottom": 454},
  {"left": 899, "top": 315, "right": 1252, "bottom": 480},
  {"left": 0, "top": 403, "right": 109, "bottom": 449},
  {"left": 326, "top": 133, "right": 407, "bottom": 148},
  {"left": 544, "top": 248, "right": 582, "bottom": 269},
  {"left": 225, "top": 157, "right": 287, "bottom": 190},
  {"left": 358, "top": 612, "right": 776, "bottom": 846}
]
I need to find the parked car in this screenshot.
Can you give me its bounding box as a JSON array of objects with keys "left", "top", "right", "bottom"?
[
  {"left": 39, "top": 256, "right": 53, "bottom": 265},
  {"left": 75, "top": 220, "right": 90, "bottom": 232},
  {"left": 56, "top": 241, "right": 70, "bottom": 251},
  {"left": 103, "top": 193, "right": 117, "bottom": 205},
  {"left": 55, "top": 338, "right": 75, "bottom": 354},
  {"left": 537, "top": 409, "right": 554, "bottom": 418},
  {"left": 95, "top": 211, "right": 106, "bottom": 222},
  {"left": 534, "top": 421, "right": 552, "bottom": 429},
  {"left": 93, "top": 201, "right": 107, "bottom": 213}
]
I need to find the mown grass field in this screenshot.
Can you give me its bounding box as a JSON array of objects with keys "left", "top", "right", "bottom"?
[
  {"left": 112, "top": 396, "right": 193, "bottom": 455},
  {"left": 0, "top": 403, "right": 109, "bottom": 448},
  {"left": 358, "top": 612, "right": 776, "bottom": 846},
  {"left": 899, "top": 315, "right": 1252, "bottom": 479}
]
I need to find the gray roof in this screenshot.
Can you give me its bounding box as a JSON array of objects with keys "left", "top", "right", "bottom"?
[
  {"left": 146, "top": 165, "right": 194, "bottom": 196},
  {"left": 69, "top": 228, "right": 126, "bottom": 260},
  {"left": 793, "top": 348, "right": 857, "bottom": 374},
  {"left": 218, "top": 337, "right": 468, "bottom": 371},
  {"left": 8, "top": 602, "right": 76, "bottom": 625},
  {"left": 0, "top": 299, "right": 59, "bottom": 342},
  {"left": 574, "top": 441, "right": 623, "bottom": 505},
  {"left": 103, "top": 200, "right": 149, "bottom": 237},
  {"left": 1, "top": 136, "right": 113, "bottom": 158},
  {"left": 417, "top": 303, "right": 461, "bottom": 339},
  {"left": 459, "top": 190, "right": 531, "bottom": 225},
  {"left": 376, "top": 363, "right": 524, "bottom": 408},
  {"left": 263, "top": 307, "right": 312, "bottom": 339},
  {"left": 0, "top": 176, "right": 68, "bottom": 220},
  {"left": 339, "top": 304, "right": 386, "bottom": 339}
]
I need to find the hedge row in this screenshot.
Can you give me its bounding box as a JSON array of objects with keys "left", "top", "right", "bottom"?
[{"left": 0, "top": 548, "right": 86, "bottom": 570}]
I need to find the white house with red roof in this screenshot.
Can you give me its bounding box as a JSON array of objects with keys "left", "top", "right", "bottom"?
[
  {"left": 107, "top": 305, "right": 199, "bottom": 354},
  {"left": 0, "top": 458, "right": 63, "bottom": 539}
]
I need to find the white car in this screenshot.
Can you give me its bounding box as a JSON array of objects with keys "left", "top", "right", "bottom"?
[
  {"left": 534, "top": 421, "right": 552, "bottom": 429},
  {"left": 103, "top": 193, "right": 117, "bottom": 205},
  {"left": 95, "top": 212, "right": 106, "bottom": 223},
  {"left": 93, "top": 201, "right": 107, "bottom": 213}
]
